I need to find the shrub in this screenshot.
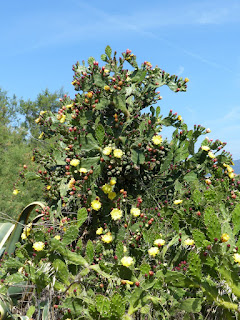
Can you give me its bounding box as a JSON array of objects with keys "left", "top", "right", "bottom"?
[{"left": 1, "top": 46, "right": 240, "bottom": 320}]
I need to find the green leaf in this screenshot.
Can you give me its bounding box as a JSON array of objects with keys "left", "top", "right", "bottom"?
[
  {"left": 192, "top": 229, "right": 206, "bottom": 248},
  {"left": 95, "top": 124, "right": 105, "bottom": 146},
  {"left": 131, "top": 148, "right": 145, "bottom": 165},
  {"left": 130, "top": 70, "right": 147, "bottom": 83},
  {"left": 105, "top": 45, "right": 112, "bottom": 58},
  {"left": 232, "top": 203, "right": 240, "bottom": 236},
  {"left": 183, "top": 172, "right": 197, "bottom": 182},
  {"left": 62, "top": 225, "right": 79, "bottom": 246},
  {"left": 88, "top": 56, "right": 95, "bottom": 65},
  {"left": 187, "top": 251, "right": 202, "bottom": 280},
  {"left": 25, "top": 171, "right": 40, "bottom": 180},
  {"left": 204, "top": 206, "right": 221, "bottom": 241},
  {"left": 164, "top": 271, "right": 196, "bottom": 288},
  {"left": 115, "top": 241, "right": 124, "bottom": 260},
  {"left": 26, "top": 305, "right": 36, "bottom": 318},
  {"left": 52, "top": 259, "right": 70, "bottom": 284},
  {"left": 50, "top": 238, "right": 88, "bottom": 267},
  {"left": 179, "top": 298, "right": 202, "bottom": 313},
  {"left": 77, "top": 208, "right": 88, "bottom": 228},
  {"left": 110, "top": 293, "right": 125, "bottom": 317},
  {"left": 86, "top": 240, "right": 94, "bottom": 264},
  {"left": 95, "top": 295, "right": 111, "bottom": 318},
  {"left": 101, "top": 54, "right": 108, "bottom": 62}
]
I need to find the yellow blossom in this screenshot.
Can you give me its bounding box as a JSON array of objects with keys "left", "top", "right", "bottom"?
[
  {"left": 59, "top": 114, "right": 66, "bottom": 123},
  {"left": 208, "top": 151, "right": 215, "bottom": 159},
  {"left": 79, "top": 167, "right": 87, "bottom": 173},
  {"left": 184, "top": 78, "right": 189, "bottom": 83},
  {"left": 68, "top": 178, "right": 75, "bottom": 189},
  {"left": 121, "top": 280, "right": 134, "bottom": 285},
  {"left": 70, "top": 159, "right": 80, "bottom": 167},
  {"left": 108, "top": 191, "right": 117, "bottom": 200},
  {"left": 205, "top": 179, "right": 211, "bottom": 185},
  {"left": 221, "top": 233, "right": 230, "bottom": 242},
  {"left": 38, "top": 132, "right": 44, "bottom": 139},
  {"left": 32, "top": 241, "right": 45, "bottom": 251},
  {"left": 113, "top": 149, "right": 123, "bottom": 159},
  {"left": 130, "top": 207, "right": 141, "bottom": 217},
  {"left": 233, "top": 253, "right": 240, "bottom": 264},
  {"left": 21, "top": 233, "right": 27, "bottom": 240},
  {"left": 173, "top": 199, "right": 183, "bottom": 205},
  {"left": 40, "top": 111, "right": 46, "bottom": 116},
  {"left": 66, "top": 104, "right": 74, "bottom": 109},
  {"left": 103, "top": 146, "right": 112, "bottom": 155},
  {"left": 177, "top": 115, "right": 182, "bottom": 121},
  {"left": 121, "top": 256, "right": 134, "bottom": 267},
  {"left": 13, "top": 189, "right": 19, "bottom": 195},
  {"left": 110, "top": 208, "right": 122, "bottom": 221},
  {"left": 229, "top": 172, "right": 235, "bottom": 179},
  {"left": 72, "top": 80, "right": 77, "bottom": 85},
  {"left": 123, "top": 246, "right": 127, "bottom": 253},
  {"left": 91, "top": 199, "right": 102, "bottom": 211},
  {"left": 152, "top": 135, "right": 163, "bottom": 145},
  {"left": 102, "top": 184, "right": 112, "bottom": 194},
  {"left": 148, "top": 247, "right": 159, "bottom": 257},
  {"left": 87, "top": 92, "right": 93, "bottom": 99},
  {"left": 184, "top": 239, "right": 195, "bottom": 246},
  {"left": 110, "top": 178, "right": 117, "bottom": 186},
  {"left": 54, "top": 235, "right": 61, "bottom": 240},
  {"left": 101, "top": 232, "right": 113, "bottom": 243},
  {"left": 46, "top": 185, "right": 51, "bottom": 190},
  {"left": 35, "top": 117, "right": 41, "bottom": 124},
  {"left": 154, "top": 239, "right": 165, "bottom": 247},
  {"left": 226, "top": 165, "right": 234, "bottom": 173},
  {"left": 96, "top": 227, "right": 103, "bottom": 235},
  {"left": 202, "top": 146, "right": 210, "bottom": 151},
  {"left": 104, "top": 85, "right": 110, "bottom": 91},
  {"left": 104, "top": 69, "right": 109, "bottom": 74}
]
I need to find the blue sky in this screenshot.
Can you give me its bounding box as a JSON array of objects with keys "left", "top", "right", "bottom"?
[{"left": 1, "top": 0, "right": 240, "bottom": 159}]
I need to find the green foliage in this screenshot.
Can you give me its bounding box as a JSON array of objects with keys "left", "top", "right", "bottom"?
[{"left": 1, "top": 46, "right": 240, "bottom": 320}]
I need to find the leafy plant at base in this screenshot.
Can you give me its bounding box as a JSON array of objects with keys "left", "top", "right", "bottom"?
[{"left": 1, "top": 46, "right": 240, "bottom": 319}]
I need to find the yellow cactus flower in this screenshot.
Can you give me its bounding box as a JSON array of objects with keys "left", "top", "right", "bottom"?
[
  {"left": 102, "top": 184, "right": 112, "bottom": 194},
  {"left": 110, "top": 208, "right": 122, "bottom": 221},
  {"left": 59, "top": 114, "right": 66, "bottom": 123},
  {"left": 103, "top": 146, "right": 112, "bottom": 155},
  {"left": 152, "top": 135, "right": 163, "bottom": 145},
  {"left": 70, "top": 159, "right": 80, "bottom": 167},
  {"left": 54, "top": 235, "right": 61, "bottom": 240},
  {"left": 108, "top": 191, "right": 116, "bottom": 200},
  {"left": 104, "top": 85, "right": 110, "bottom": 91},
  {"left": 38, "top": 132, "right": 44, "bottom": 139},
  {"left": 148, "top": 247, "right": 159, "bottom": 257},
  {"left": 233, "top": 253, "right": 240, "bottom": 264},
  {"left": 173, "top": 199, "right": 183, "bottom": 205},
  {"left": 35, "top": 117, "right": 41, "bottom": 124},
  {"left": 68, "top": 178, "right": 75, "bottom": 189},
  {"left": 184, "top": 239, "right": 195, "bottom": 246},
  {"left": 91, "top": 199, "right": 102, "bottom": 211},
  {"left": 229, "top": 172, "right": 235, "bottom": 179},
  {"left": 226, "top": 165, "right": 234, "bottom": 173},
  {"left": 110, "top": 178, "right": 117, "bottom": 186},
  {"left": 177, "top": 115, "right": 182, "bottom": 121},
  {"left": 32, "top": 241, "right": 45, "bottom": 251},
  {"left": 205, "top": 179, "right": 211, "bottom": 185},
  {"left": 46, "top": 185, "right": 51, "bottom": 190},
  {"left": 21, "top": 233, "right": 27, "bottom": 240},
  {"left": 202, "top": 146, "right": 210, "bottom": 151},
  {"left": 221, "top": 233, "right": 230, "bottom": 242},
  {"left": 113, "top": 149, "right": 123, "bottom": 159},
  {"left": 154, "top": 239, "right": 165, "bottom": 247},
  {"left": 96, "top": 227, "right": 103, "bottom": 235},
  {"left": 208, "top": 151, "right": 215, "bottom": 159},
  {"left": 79, "top": 167, "right": 88, "bottom": 173},
  {"left": 13, "top": 189, "right": 19, "bottom": 195},
  {"left": 40, "top": 111, "right": 46, "bottom": 116},
  {"left": 66, "top": 104, "right": 74, "bottom": 109},
  {"left": 121, "top": 280, "right": 134, "bottom": 285},
  {"left": 130, "top": 207, "right": 141, "bottom": 217},
  {"left": 184, "top": 78, "right": 189, "bottom": 83},
  {"left": 101, "top": 232, "right": 113, "bottom": 243},
  {"left": 121, "top": 256, "right": 134, "bottom": 267}
]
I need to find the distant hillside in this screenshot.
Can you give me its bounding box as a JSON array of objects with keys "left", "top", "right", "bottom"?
[{"left": 233, "top": 159, "right": 240, "bottom": 175}]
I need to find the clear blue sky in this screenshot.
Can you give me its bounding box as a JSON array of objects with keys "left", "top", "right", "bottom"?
[{"left": 1, "top": 0, "right": 240, "bottom": 159}]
